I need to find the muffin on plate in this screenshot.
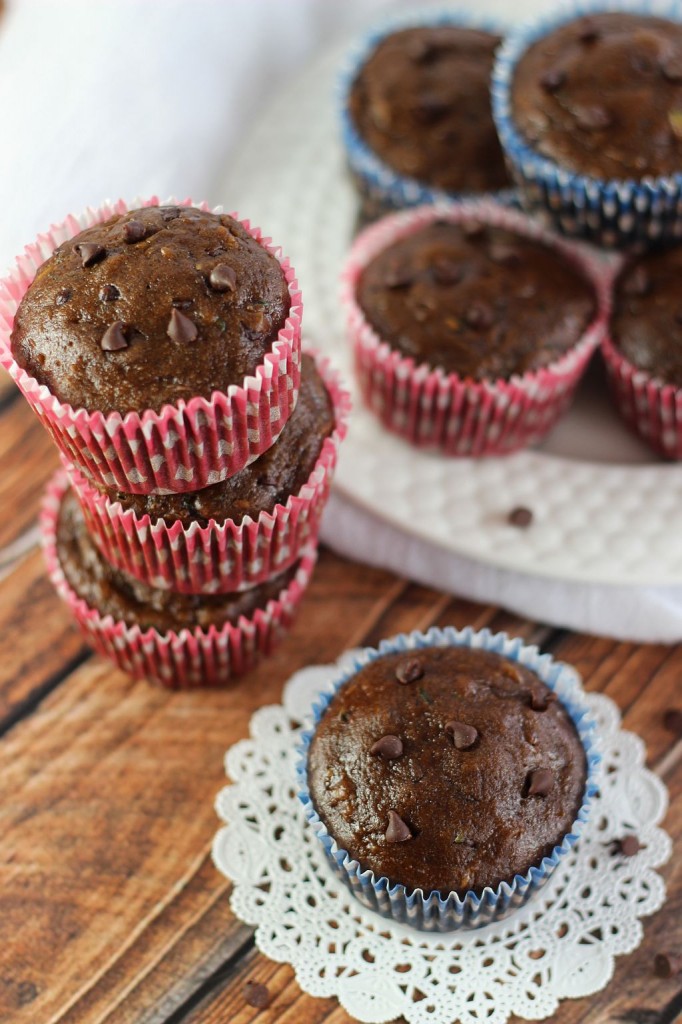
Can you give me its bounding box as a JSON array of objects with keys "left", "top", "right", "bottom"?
[
  {"left": 343, "top": 200, "right": 605, "bottom": 456},
  {"left": 493, "top": 5, "right": 682, "bottom": 246},
  {"left": 298, "top": 627, "right": 599, "bottom": 931},
  {"left": 342, "top": 15, "right": 511, "bottom": 221},
  {"left": 602, "top": 246, "right": 682, "bottom": 458}
]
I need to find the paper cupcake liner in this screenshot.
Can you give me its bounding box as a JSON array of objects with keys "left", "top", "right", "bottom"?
[
  {"left": 492, "top": 0, "right": 682, "bottom": 248},
  {"left": 41, "top": 471, "right": 317, "bottom": 689},
  {"left": 339, "top": 8, "right": 516, "bottom": 218},
  {"left": 65, "top": 351, "right": 350, "bottom": 594},
  {"left": 297, "top": 625, "right": 601, "bottom": 933},
  {"left": 342, "top": 199, "right": 609, "bottom": 456},
  {"left": 0, "top": 196, "right": 302, "bottom": 494},
  {"left": 601, "top": 333, "right": 682, "bottom": 458}
]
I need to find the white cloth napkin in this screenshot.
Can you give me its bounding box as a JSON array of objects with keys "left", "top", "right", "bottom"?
[{"left": 1, "top": 0, "right": 680, "bottom": 642}]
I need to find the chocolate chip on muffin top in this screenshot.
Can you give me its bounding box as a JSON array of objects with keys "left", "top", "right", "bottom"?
[
  {"left": 11, "top": 206, "right": 292, "bottom": 415},
  {"left": 307, "top": 646, "right": 587, "bottom": 895}
]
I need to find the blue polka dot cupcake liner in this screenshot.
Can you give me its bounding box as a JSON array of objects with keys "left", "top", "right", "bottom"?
[
  {"left": 297, "top": 626, "right": 601, "bottom": 933},
  {"left": 339, "top": 8, "right": 516, "bottom": 220},
  {"left": 492, "top": 0, "right": 682, "bottom": 248}
]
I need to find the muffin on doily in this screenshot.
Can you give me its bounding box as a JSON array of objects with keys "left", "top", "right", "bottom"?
[
  {"left": 298, "top": 627, "right": 599, "bottom": 931},
  {"left": 342, "top": 15, "right": 511, "bottom": 221},
  {"left": 343, "top": 200, "right": 606, "bottom": 456},
  {"left": 493, "top": 5, "right": 682, "bottom": 246}
]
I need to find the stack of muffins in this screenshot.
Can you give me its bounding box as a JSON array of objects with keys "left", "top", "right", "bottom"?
[
  {"left": 0, "top": 199, "right": 349, "bottom": 687},
  {"left": 340, "top": 4, "right": 682, "bottom": 459}
]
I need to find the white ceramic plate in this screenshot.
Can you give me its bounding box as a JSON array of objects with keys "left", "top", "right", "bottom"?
[{"left": 218, "top": 32, "right": 682, "bottom": 586}]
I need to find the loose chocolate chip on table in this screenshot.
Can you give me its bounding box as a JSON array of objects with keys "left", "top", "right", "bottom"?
[
  {"left": 615, "top": 834, "right": 642, "bottom": 857},
  {"left": 432, "top": 259, "right": 463, "bottom": 285},
  {"left": 101, "top": 321, "right": 129, "bottom": 352},
  {"left": 622, "top": 265, "right": 649, "bottom": 297},
  {"left": 527, "top": 768, "right": 553, "bottom": 797},
  {"left": 395, "top": 658, "right": 424, "bottom": 684},
  {"left": 55, "top": 288, "right": 72, "bottom": 306},
  {"left": 445, "top": 721, "right": 479, "bottom": 750},
  {"left": 574, "top": 105, "right": 612, "bottom": 131},
  {"left": 540, "top": 68, "right": 566, "bottom": 93},
  {"left": 209, "top": 263, "right": 238, "bottom": 292},
  {"left": 508, "top": 506, "right": 533, "bottom": 528},
  {"left": 370, "top": 734, "right": 404, "bottom": 760},
  {"left": 465, "top": 302, "right": 494, "bottom": 330},
  {"left": 123, "top": 219, "right": 147, "bottom": 243},
  {"left": 74, "top": 242, "right": 105, "bottom": 268},
  {"left": 654, "top": 951, "right": 682, "bottom": 978},
  {"left": 663, "top": 708, "right": 682, "bottom": 736},
  {"left": 244, "top": 980, "right": 271, "bottom": 1009},
  {"left": 99, "top": 284, "right": 120, "bottom": 303},
  {"left": 167, "top": 308, "right": 198, "bottom": 344},
  {"left": 385, "top": 809, "right": 412, "bottom": 843}
]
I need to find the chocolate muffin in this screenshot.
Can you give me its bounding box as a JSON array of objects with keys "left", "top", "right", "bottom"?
[
  {"left": 349, "top": 25, "right": 510, "bottom": 193},
  {"left": 511, "top": 12, "right": 682, "bottom": 181},
  {"left": 307, "top": 646, "right": 587, "bottom": 895},
  {"left": 356, "top": 219, "right": 596, "bottom": 380},
  {"left": 99, "top": 354, "right": 334, "bottom": 525},
  {"left": 611, "top": 248, "right": 682, "bottom": 385},
  {"left": 57, "top": 487, "right": 297, "bottom": 633},
  {"left": 11, "top": 205, "right": 291, "bottom": 415}
]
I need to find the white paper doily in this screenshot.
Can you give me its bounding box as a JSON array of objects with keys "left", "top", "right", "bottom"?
[
  {"left": 212, "top": 654, "right": 672, "bottom": 1024},
  {"left": 218, "top": 15, "right": 682, "bottom": 587}
]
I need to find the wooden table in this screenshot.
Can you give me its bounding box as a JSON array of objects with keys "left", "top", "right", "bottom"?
[{"left": 0, "top": 379, "right": 680, "bottom": 1024}]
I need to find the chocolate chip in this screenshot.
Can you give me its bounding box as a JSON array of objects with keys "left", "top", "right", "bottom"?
[
  {"left": 540, "top": 68, "right": 566, "bottom": 93},
  {"left": 385, "top": 810, "right": 412, "bottom": 843},
  {"left": 663, "top": 708, "right": 682, "bottom": 736},
  {"left": 160, "top": 206, "right": 181, "bottom": 220},
  {"left": 622, "top": 264, "right": 649, "bottom": 296},
  {"left": 55, "top": 288, "right": 72, "bottom": 306},
  {"left": 395, "top": 658, "right": 423, "bottom": 685},
  {"left": 489, "top": 241, "right": 520, "bottom": 267},
  {"left": 431, "top": 259, "right": 462, "bottom": 285},
  {"left": 244, "top": 980, "right": 271, "bottom": 1009},
  {"left": 445, "top": 721, "right": 478, "bottom": 750},
  {"left": 464, "top": 302, "right": 494, "bottom": 330},
  {"left": 654, "top": 951, "right": 682, "bottom": 978},
  {"left": 100, "top": 321, "right": 129, "bottom": 352},
  {"left": 74, "top": 242, "right": 105, "bottom": 268},
  {"left": 615, "top": 834, "right": 642, "bottom": 857},
  {"left": 530, "top": 690, "right": 557, "bottom": 712},
  {"left": 577, "top": 18, "right": 599, "bottom": 44},
  {"left": 508, "top": 506, "right": 533, "bottom": 528},
  {"left": 167, "top": 308, "right": 198, "bottom": 343},
  {"left": 574, "top": 105, "right": 612, "bottom": 131},
  {"left": 123, "top": 219, "right": 147, "bottom": 243},
  {"left": 99, "top": 284, "right": 120, "bottom": 302},
  {"left": 661, "top": 54, "right": 682, "bottom": 82},
  {"left": 407, "top": 37, "right": 436, "bottom": 64},
  {"left": 209, "top": 263, "right": 237, "bottom": 292},
  {"left": 370, "top": 735, "right": 404, "bottom": 760},
  {"left": 384, "top": 265, "right": 413, "bottom": 289},
  {"left": 527, "top": 768, "right": 553, "bottom": 797}
]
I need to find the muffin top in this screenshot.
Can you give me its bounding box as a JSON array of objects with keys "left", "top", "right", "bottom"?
[
  {"left": 356, "top": 219, "right": 596, "bottom": 380},
  {"left": 307, "top": 646, "right": 587, "bottom": 895},
  {"left": 611, "top": 247, "right": 682, "bottom": 386},
  {"left": 101, "top": 354, "right": 335, "bottom": 525},
  {"left": 57, "top": 488, "right": 297, "bottom": 632},
  {"left": 349, "top": 25, "right": 509, "bottom": 193},
  {"left": 511, "top": 12, "right": 682, "bottom": 180},
  {"left": 11, "top": 205, "right": 292, "bottom": 415}
]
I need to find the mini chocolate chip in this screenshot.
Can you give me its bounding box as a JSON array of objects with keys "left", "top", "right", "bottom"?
[
  {"left": 209, "top": 263, "right": 237, "bottom": 292},
  {"left": 530, "top": 690, "right": 557, "bottom": 712},
  {"left": 574, "top": 105, "right": 612, "bottom": 131},
  {"left": 445, "top": 721, "right": 478, "bottom": 750},
  {"left": 99, "top": 284, "right": 120, "bottom": 302},
  {"left": 432, "top": 259, "right": 463, "bottom": 285},
  {"left": 167, "top": 308, "right": 198, "bottom": 343},
  {"left": 465, "top": 302, "right": 494, "bottom": 330},
  {"left": 489, "top": 241, "right": 521, "bottom": 266},
  {"left": 663, "top": 708, "right": 682, "bottom": 736},
  {"left": 244, "top": 980, "right": 271, "bottom": 1009},
  {"left": 615, "top": 834, "right": 642, "bottom": 857},
  {"left": 74, "top": 242, "right": 105, "bottom": 268},
  {"left": 395, "top": 658, "right": 424, "bottom": 684},
  {"left": 384, "top": 265, "right": 413, "bottom": 289},
  {"left": 621, "top": 264, "right": 649, "bottom": 296},
  {"left": 123, "top": 219, "right": 147, "bottom": 243},
  {"left": 385, "top": 810, "right": 412, "bottom": 843},
  {"left": 55, "top": 288, "right": 72, "bottom": 306},
  {"left": 654, "top": 951, "right": 682, "bottom": 978},
  {"left": 101, "top": 321, "right": 129, "bottom": 352},
  {"left": 508, "top": 506, "right": 533, "bottom": 528},
  {"left": 577, "top": 18, "right": 599, "bottom": 44},
  {"left": 370, "top": 734, "right": 404, "bottom": 760},
  {"left": 661, "top": 54, "right": 682, "bottom": 82},
  {"left": 540, "top": 68, "right": 566, "bottom": 93},
  {"left": 527, "top": 768, "right": 553, "bottom": 797}
]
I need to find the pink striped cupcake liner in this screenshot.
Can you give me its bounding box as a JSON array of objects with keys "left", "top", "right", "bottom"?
[
  {"left": 601, "top": 332, "right": 682, "bottom": 460},
  {"left": 64, "top": 351, "right": 350, "bottom": 594},
  {"left": 342, "top": 199, "right": 611, "bottom": 456},
  {"left": 0, "top": 196, "right": 302, "bottom": 494},
  {"left": 41, "top": 470, "right": 316, "bottom": 689}
]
